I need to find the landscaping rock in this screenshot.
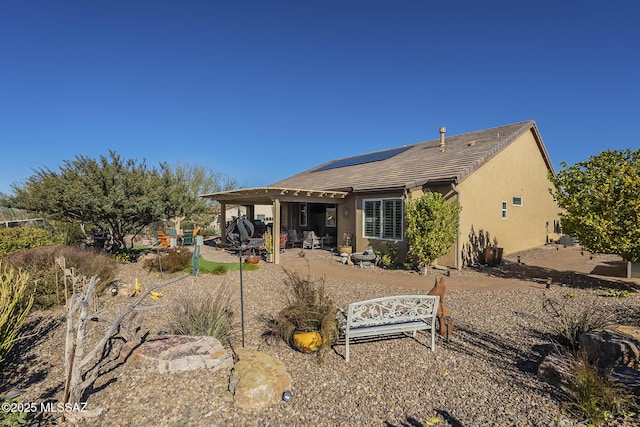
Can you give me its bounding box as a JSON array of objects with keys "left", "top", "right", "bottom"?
[
  {"left": 580, "top": 325, "right": 640, "bottom": 370},
  {"left": 539, "top": 326, "right": 640, "bottom": 394},
  {"left": 537, "top": 352, "right": 572, "bottom": 393},
  {"left": 228, "top": 348, "right": 292, "bottom": 410},
  {"left": 123, "top": 334, "right": 233, "bottom": 374}
]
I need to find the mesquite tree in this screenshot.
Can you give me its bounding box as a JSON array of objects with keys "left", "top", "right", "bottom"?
[
  {"left": 550, "top": 149, "right": 640, "bottom": 264},
  {"left": 4, "top": 151, "right": 233, "bottom": 250},
  {"left": 406, "top": 192, "right": 461, "bottom": 272}
]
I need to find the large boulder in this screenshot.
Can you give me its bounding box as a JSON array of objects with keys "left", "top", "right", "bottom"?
[
  {"left": 538, "top": 325, "right": 640, "bottom": 394},
  {"left": 228, "top": 348, "right": 292, "bottom": 410},
  {"left": 579, "top": 325, "right": 640, "bottom": 370},
  {"left": 123, "top": 334, "right": 233, "bottom": 374}
]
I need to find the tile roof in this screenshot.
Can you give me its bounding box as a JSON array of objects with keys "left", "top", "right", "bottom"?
[{"left": 270, "top": 120, "right": 551, "bottom": 192}]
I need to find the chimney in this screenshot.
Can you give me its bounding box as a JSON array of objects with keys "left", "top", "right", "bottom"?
[{"left": 439, "top": 127, "right": 446, "bottom": 152}]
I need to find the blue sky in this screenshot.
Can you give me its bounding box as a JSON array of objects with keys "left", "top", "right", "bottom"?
[{"left": 1, "top": 1, "right": 638, "bottom": 195}]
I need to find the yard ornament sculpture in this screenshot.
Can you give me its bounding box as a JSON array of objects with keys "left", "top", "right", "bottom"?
[
  {"left": 226, "top": 216, "right": 255, "bottom": 245},
  {"left": 226, "top": 216, "right": 255, "bottom": 347}
]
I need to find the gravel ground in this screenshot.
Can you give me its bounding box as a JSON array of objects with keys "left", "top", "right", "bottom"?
[{"left": 3, "top": 247, "right": 640, "bottom": 427}]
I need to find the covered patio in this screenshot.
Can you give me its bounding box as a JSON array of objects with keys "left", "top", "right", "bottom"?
[{"left": 200, "top": 187, "right": 349, "bottom": 264}]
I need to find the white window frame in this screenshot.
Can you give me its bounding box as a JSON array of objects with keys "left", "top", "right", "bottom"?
[
  {"left": 501, "top": 201, "right": 508, "bottom": 219},
  {"left": 362, "top": 198, "right": 403, "bottom": 240},
  {"left": 512, "top": 196, "right": 523, "bottom": 207}
]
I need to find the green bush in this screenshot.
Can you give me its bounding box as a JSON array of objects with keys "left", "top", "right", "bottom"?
[
  {"left": 143, "top": 248, "right": 192, "bottom": 273},
  {"left": 3, "top": 246, "right": 117, "bottom": 309},
  {"left": 168, "top": 283, "right": 235, "bottom": 342},
  {"left": 0, "top": 262, "right": 34, "bottom": 364},
  {"left": 375, "top": 241, "right": 400, "bottom": 269},
  {"left": 0, "top": 227, "right": 63, "bottom": 256},
  {"left": 0, "top": 395, "right": 28, "bottom": 426}
]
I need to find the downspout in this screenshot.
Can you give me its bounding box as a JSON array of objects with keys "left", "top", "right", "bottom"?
[
  {"left": 451, "top": 182, "right": 460, "bottom": 270},
  {"left": 403, "top": 187, "right": 409, "bottom": 264}
]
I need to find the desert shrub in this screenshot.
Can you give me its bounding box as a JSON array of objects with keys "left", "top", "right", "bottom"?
[
  {"left": 0, "top": 262, "right": 34, "bottom": 364},
  {"left": 168, "top": 282, "right": 235, "bottom": 343},
  {"left": 3, "top": 245, "right": 117, "bottom": 309},
  {"left": 562, "top": 351, "right": 638, "bottom": 426},
  {"left": 544, "top": 299, "right": 613, "bottom": 351},
  {"left": 375, "top": 241, "right": 400, "bottom": 269},
  {"left": 0, "top": 227, "right": 63, "bottom": 256},
  {"left": 143, "top": 248, "right": 191, "bottom": 273},
  {"left": 0, "top": 394, "right": 28, "bottom": 426},
  {"left": 113, "top": 249, "right": 145, "bottom": 264},
  {"left": 603, "top": 289, "right": 631, "bottom": 298}
]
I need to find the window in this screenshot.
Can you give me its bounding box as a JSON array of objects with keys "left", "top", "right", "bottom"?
[
  {"left": 363, "top": 198, "right": 403, "bottom": 239},
  {"left": 326, "top": 205, "right": 336, "bottom": 227},
  {"left": 501, "top": 201, "right": 508, "bottom": 219},
  {"left": 299, "top": 203, "right": 307, "bottom": 227},
  {"left": 512, "top": 196, "right": 523, "bottom": 206}
]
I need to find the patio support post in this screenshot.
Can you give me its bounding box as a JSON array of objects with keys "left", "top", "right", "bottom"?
[
  {"left": 220, "top": 202, "right": 227, "bottom": 243},
  {"left": 273, "top": 198, "right": 281, "bottom": 265}
]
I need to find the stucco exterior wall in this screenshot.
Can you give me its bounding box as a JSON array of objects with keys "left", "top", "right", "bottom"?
[
  {"left": 336, "top": 129, "right": 559, "bottom": 269},
  {"left": 455, "top": 130, "right": 560, "bottom": 266}
]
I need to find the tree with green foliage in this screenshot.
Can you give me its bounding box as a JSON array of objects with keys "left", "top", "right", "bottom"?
[
  {"left": 406, "top": 191, "right": 461, "bottom": 271},
  {"left": 550, "top": 149, "right": 640, "bottom": 264},
  {"left": 170, "top": 162, "right": 239, "bottom": 228},
  {"left": 4, "top": 151, "right": 221, "bottom": 250}
]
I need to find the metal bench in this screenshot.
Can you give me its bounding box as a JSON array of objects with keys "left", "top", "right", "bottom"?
[{"left": 342, "top": 295, "right": 439, "bottom": 362}]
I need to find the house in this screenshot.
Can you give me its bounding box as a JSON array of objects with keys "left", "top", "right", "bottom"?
[{"left": 201, "top": 120, "right": 561, "bottom": 266}]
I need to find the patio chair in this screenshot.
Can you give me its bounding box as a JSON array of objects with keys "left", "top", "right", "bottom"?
[
  {"left": 155, "top": 231, "right": 171, "bottom": 249},
  {"left": 287, "top": 229, "right": 303, "bottom": 248},
  {"left": 302, "top": 231, "right": 320, "bottom": 250},
  {"left": 182, "top": 229, "right": 194, "bottom": 246}
]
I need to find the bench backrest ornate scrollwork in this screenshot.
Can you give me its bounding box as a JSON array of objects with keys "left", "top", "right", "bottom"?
[{"left": 347, "top": 295, "right": 439, "bottom": 329}]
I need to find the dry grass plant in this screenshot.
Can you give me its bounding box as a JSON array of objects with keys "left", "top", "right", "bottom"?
[
  {"left": 276, "top": 269, "right": 339, "bottom": 363},
  {"left": 0, "top": 262, "right": 34, "bottom": 364},
  {"left": 560, "top": 350, "right": 638, "bottom": 426},
  {"left": 3, "top": 245, "right": 117, "bottom": 309},
  {"left": 543, "top": 298, "right": 614, "bottom": 351},
  {"left": 168, "top": 281, "right": 237, "bottom": 344},
  {"left": 143, "top": 247, "right": 192, "bottom": 273}
]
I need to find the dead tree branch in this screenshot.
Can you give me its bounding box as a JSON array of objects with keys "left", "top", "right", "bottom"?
[{"left": 64, "top": 273, "right": 188, "bottom": 406}]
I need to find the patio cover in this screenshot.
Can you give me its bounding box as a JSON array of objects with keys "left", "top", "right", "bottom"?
[
  {"left": 200, "top": 186, "right": 349, "bottom": 205},
  {"left": 200, "top": 187, "right": 349, "bottom": 264}
]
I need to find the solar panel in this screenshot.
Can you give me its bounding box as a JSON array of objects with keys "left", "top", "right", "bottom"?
[{"left": 313, "top": 146, "right": 412, "bottom": 172}]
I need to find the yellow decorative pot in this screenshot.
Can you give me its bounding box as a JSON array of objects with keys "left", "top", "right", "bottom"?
[
  {"left": 339, "top": 246, "right": 352, "bottom": 255},
  {"left": 292, "top": 330, "right": 323, "bottom": 353}
]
